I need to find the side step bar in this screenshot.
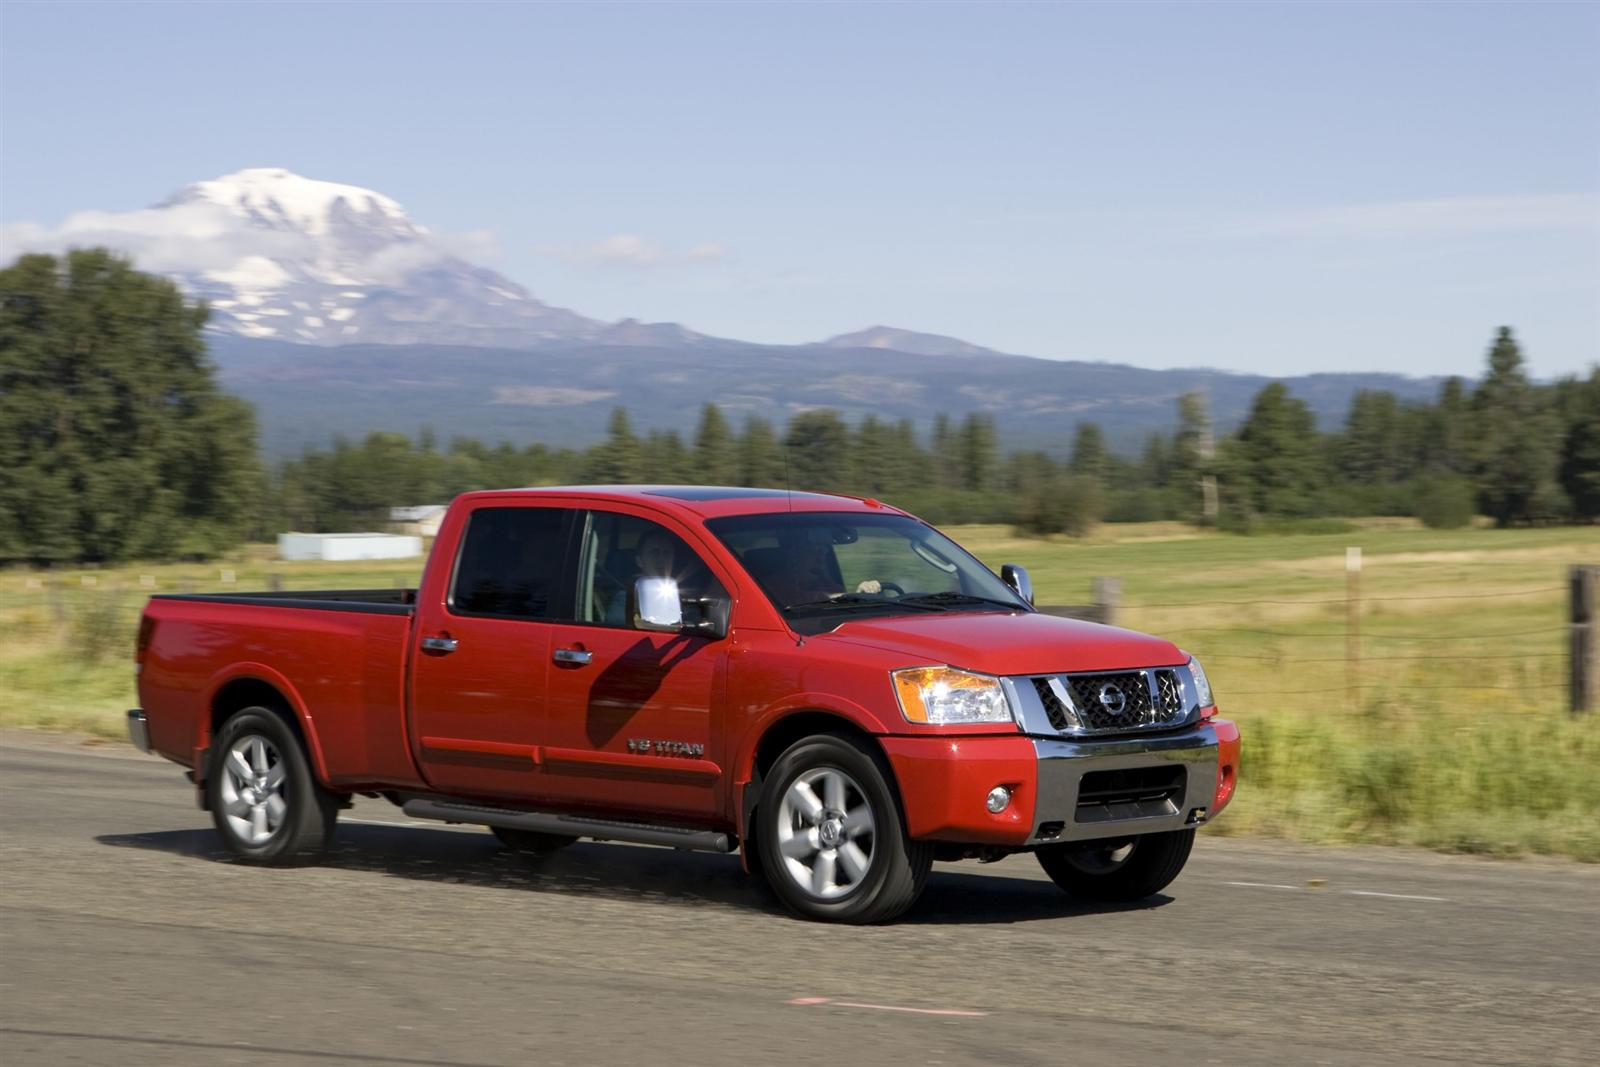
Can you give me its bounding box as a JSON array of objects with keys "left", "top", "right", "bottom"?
[{"left": 401, "top": 798, "right": 736, "bottom": 854}]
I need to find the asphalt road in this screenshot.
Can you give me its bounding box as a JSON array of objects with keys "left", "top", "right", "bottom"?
[{"left": 2, "top": 733, "right": 1596, "bottom": 1067}]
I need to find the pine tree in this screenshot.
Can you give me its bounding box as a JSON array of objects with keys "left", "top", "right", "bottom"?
[
  {"left": 1558, "top": 368, "right": 1600, "bottom": 521},
  {"left": 643, "top": 430, "right": 689, "bottom": 483},
  {"left": 692, "top": 403, "right": 737, "bottom": 485},
  {"left": 931, "top": 413, "right": 958, "bottom": 488},
  {"left": 1069, "top": 423, "right": 1110, "bottom": 484},
  {"left": 1231, "top": 383, "right": 1326, "bottom": 519},
  {"left": 0, "top": 249, "right": 261, "bottom": 562},
  {"left": 738, "top": 416, "right": 786, "bottom": 488},
  {"left": 784, "top": 411, "right": 851, "bottom": 490},
  {"left": 587, "top": 407, "right": 643, "bottom": 483},
  {"left": 1339, "top": 390, "right": 1404, "bottom": 485},
  {"left": 953, "top": 413, "right": 997, "bottom": 491},
  {"left": 1471, "top": 327, "right": 1564, "bottom": 525}
]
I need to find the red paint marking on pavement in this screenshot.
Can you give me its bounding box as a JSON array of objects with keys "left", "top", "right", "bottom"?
[{"left": 787, "top": 997, "right": 989, "bottom": 1017}]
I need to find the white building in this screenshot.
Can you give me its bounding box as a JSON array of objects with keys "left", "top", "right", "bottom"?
[
  {"left": 389, "top": 504, "right": 447, "bottom": 538},
  {"left": 277, "top": 532, "right": 424, "bottom": 562}
]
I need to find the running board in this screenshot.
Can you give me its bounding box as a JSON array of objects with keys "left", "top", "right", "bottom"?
[{"left": 401, "top": 798, "right": 736, "bottom": 854}]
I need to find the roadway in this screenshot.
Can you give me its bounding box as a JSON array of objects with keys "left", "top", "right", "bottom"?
[{"left": 2, "top": 732, "right": 1596, "bottom": 1066}]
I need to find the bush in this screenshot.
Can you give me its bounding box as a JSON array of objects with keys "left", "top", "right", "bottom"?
[
  {"left": 67, "top": 594, "right": 130, "bottom": 662},
  {"left": 1414, "top": 476, "right": 1476, "bottom": 529}
]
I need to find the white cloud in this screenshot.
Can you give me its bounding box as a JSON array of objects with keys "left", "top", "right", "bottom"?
[
  {"left": 535, "top": 234, "right": 727, "bottom": 269},
  {"left": 0, "top": 202, "right": 498, "bottom": 287},
  {"left": 1248, "top": 193, "right": 1599, "bottom": 237}
]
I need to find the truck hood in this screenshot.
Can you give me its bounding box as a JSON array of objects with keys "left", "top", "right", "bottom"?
[{"left": 814, "top": 609, "right": 1186, "bottom": 677}]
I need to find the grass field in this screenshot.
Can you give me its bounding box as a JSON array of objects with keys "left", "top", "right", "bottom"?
[{"left": 3, "top": 520, "right": 1596, "bottom": 860}]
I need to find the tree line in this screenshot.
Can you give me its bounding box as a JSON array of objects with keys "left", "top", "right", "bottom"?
[
  {"left": 266, "top": 326, "right": 1600, "bottom": 537},
  {"left": 3, "top": 250, "right": 1597, "bottom": 563}
]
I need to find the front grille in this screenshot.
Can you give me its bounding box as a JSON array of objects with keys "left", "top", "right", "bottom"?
[{"left": 1033, "top": 668, "right": 1189, "bottom": 735}]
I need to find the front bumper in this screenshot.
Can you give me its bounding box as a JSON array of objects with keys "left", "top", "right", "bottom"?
[
  {"left": 126, "top": 709, "right": 151, "bottom": 753},
  {"left": 882, "top": 718, "right": 1239, "bottom": 847}
]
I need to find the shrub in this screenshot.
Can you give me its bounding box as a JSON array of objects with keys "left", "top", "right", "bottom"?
[{"left": 1414, "top": 476, "right": 1476, "bottom": 529}]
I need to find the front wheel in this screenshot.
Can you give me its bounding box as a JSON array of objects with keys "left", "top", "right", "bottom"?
[
  {"left": 1036, "top": 828, "right": 1194, "bottom": 901},
  {"left": 756, "top": 733, "right": 931, "bottom": 924},
  {"left": 207, "top": 706, "right": 338, "bottom": 866}
]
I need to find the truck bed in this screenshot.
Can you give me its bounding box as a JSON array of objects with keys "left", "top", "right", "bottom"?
[
  {"left": 138, "top": 588, "right": 423, "bottom": 790},
  {"left": 150, "top": 588, "right": 417, "bottom": 614}
]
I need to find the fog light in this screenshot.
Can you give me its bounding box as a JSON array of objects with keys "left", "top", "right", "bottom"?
[{"left": 986, "top": 786, "right": 1012, "bottom": 814}]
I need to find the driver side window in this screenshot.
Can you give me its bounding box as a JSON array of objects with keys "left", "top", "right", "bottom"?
[{"left": 576, "top": 511, "right": 724, "bottom": 629}]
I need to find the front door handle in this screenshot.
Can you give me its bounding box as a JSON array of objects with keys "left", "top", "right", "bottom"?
[
  {"left": 421, "top": 635, "right": 459, "bottom": 654},
  {"left": 553, "top": 647, "right": 593, "bottom": 666}
]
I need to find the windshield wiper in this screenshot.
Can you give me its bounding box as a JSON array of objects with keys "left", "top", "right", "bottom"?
[
  {"left": 783, "top": 594, "right": 942, "bottom": 612},
  {"left": 896, "top": 592, "right": 1023, "bottom": 610}
]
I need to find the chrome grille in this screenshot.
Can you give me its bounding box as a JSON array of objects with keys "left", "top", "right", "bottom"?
[{"left": 1032, "top": 668, "right": 1189, "bottom": 735}]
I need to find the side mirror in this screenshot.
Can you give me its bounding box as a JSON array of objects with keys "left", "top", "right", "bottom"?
[
  {"left": 633, "top": 576, "right": 684, "bottom": 632},
  {"left": 1000, "top": 564, "right": 1034, "bottom": 605},
  {"left": 693, "top": 596, "right": 730, "bottom": 640}
]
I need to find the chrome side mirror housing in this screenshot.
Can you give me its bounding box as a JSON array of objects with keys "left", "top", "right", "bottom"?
[
  {"left": 1000, "top": 564, "right": 1034, "bottom": 605},
  {"left": 633, "top": 576, "right": 684, "bottom": 632}
]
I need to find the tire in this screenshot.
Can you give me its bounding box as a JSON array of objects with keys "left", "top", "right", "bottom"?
[
  {"left": 207, "top": 706, "right": 338, "bottom": 866},
  {"left": 1036, "top": 828, "right": 1195, "bottom": 902},
  {"left": 756, "top": 733, "right": 932, "bottom": 924},
  {"left": 491, "top": 826, "right": 577, "bottom": 856}
]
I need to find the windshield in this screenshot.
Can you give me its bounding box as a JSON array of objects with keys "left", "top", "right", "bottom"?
[{"left": 705, "top": 511, "right": 1028, "bottom": 633}]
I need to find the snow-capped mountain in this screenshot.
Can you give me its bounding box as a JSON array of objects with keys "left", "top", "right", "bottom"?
[{"left": 132, "top": 168, "right": 700, "bottom": 348}]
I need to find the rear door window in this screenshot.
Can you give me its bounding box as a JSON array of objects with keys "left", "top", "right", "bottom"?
[{"left": 450, "top": 507, "right": 579, "bottom": 620}]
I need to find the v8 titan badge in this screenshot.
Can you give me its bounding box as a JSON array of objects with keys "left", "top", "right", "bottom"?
[{"left": 627, "top": 738, "right": 706, "bottom": 758}]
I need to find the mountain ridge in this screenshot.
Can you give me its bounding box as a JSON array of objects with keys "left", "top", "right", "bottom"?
[{"left": 210, "top": 333, "right": 1449, "bottom": 458}]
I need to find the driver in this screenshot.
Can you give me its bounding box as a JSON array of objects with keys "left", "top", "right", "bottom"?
[
  {"left": 636, "top": 529, "right": 677, "bottom": 579},
  {"left": 781, "top": 542, "right": 884, "bottom": 604}
]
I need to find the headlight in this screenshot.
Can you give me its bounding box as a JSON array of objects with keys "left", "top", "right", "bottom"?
[
  {"left": 892, "top": 666, "right": 1014, "bottom": 725},
  {"left": 1187, "top": 655, "right": 1214, "bottom": 709}
]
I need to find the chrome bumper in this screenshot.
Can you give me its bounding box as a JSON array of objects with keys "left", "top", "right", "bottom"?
[
  {"left": 1027, "top": 723, "right": 1219, "bottom": 844},
  {"left": 126, "top": 709, "right": 151, "bottom": 753}
]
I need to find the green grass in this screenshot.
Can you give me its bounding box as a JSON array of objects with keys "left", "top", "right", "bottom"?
[{"left": 3, "top": 521, "right": 1596, "bottom": 860}]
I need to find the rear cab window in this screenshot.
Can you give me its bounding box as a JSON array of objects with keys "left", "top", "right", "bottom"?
[{"left": 449, "top": 506, "right": 579, "bottom": 620}]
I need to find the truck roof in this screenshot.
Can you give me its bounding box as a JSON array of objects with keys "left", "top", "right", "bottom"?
[{"left": 453, "top": 485, "right": 910, "bottom": 520}]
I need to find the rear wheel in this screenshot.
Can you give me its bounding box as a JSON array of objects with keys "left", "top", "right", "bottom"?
[
  {"left": 1036, "top": 828, "right": 1194, "bottom": 901},
  {"left": 207, "top": 706, "right": 337, "bottom": 866},
  {"left": 491, "top": 826, "right": 577, "bottom": 856},
  {"left": 757, "top": 733, "right": 931, "bottom": 924}
]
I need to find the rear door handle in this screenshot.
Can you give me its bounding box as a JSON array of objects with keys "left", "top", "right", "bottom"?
[
  {"left": 553, "top": 647, "right": 593, "bottom": 666},
  {"left": 421, "top": 636, "right": 459, "bottom": 654}
]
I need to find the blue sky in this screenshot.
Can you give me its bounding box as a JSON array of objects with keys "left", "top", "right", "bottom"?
[{"left": 2, "top": 1, "right": 1596, "bottom": 378}]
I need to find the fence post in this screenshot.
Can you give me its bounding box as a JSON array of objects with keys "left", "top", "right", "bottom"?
[
  {"left": 1573, "top": 565, "right": 1597, "bottom": 715},
  {"left": 49, "top": 579, "right": 67, "bottom": 626},
  {"left": 1347, "top": 547, "right": 1362, "bottom": 712},
  {"left": 267, "top": 573, "right": 283, "bottom": 592},
  {"left": 1092, "top": 577, "right": 1121, "bottom": 628}
]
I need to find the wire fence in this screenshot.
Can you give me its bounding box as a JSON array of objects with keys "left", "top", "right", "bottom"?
[
  {"left": 2, "top": 557, "right": 1593, "bottom": 711},
  {"left": 1097, "top": 569, "right": 1588, "bottom": 711}
]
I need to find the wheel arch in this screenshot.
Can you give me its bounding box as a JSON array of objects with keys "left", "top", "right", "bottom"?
[
  {"left": 200, "top": 665, "right": 329, "bottom": 787},
  {"left": 735, "top": 705, "right": 901, "bottom": 871}
]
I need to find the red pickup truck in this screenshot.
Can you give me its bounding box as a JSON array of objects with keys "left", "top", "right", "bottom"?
[{"left": 130, "top": 486, "right": 1239, "bottom": 923}]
